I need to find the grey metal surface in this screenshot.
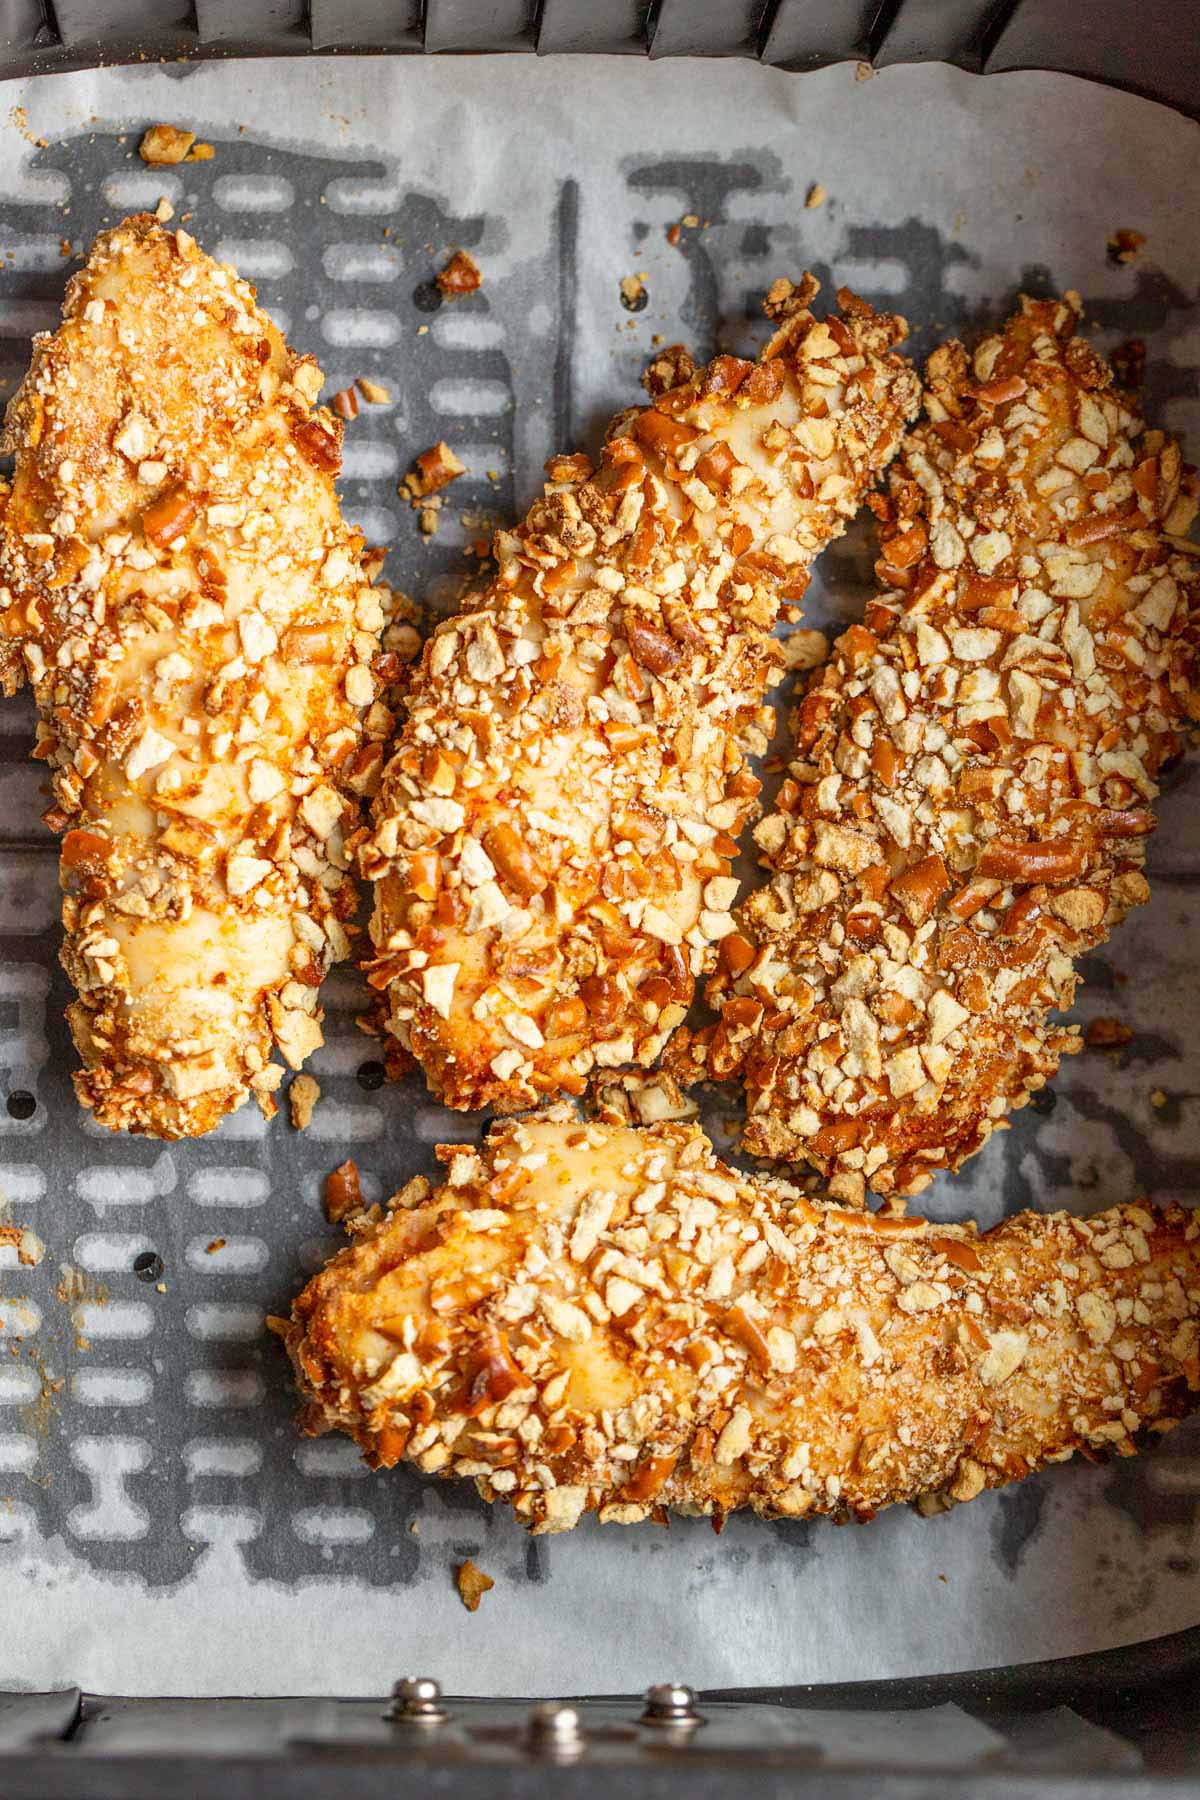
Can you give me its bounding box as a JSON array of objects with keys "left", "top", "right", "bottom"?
[
  {"left": 423, "top": 0, "right": 538, "bottom": 53},
  {"left": 0, "top": 0, "right": 1189, "bottom": 131},
  {"left": 986, "top": 0, "right": 1200, "bottom": 113},
  {"left": 760, "top": 0, "right": 880, "bottom": 68},
  {"left": 3, "top": 1634, "right": 1194, "bottom": 1782},
  {"left": 536, "top": 0, "right": 654, "bottom": 56},
  {"left": 649, "top": 0, "right": 768, "bottom": 59},
  {"left": 49, "top": 0, "right": 194, "bottom": 51},
  {"left": 0, "top": 1690, "right": 1146, "bottom": 1766},
  {"left": 0, "top": 1689, "right": 80, "bottom": 1750},
  {"left": 309, "top": 2, "right": 424, "bottom": 52},
  {"left": 873, "top": 0, "right": 1003, "bottom": 69},
  {"left": 194, "top": 0, "right": 309, "bottom": 47}
]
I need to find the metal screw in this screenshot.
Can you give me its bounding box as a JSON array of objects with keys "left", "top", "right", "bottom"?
[
  {"left": 525, "top": 1702, "right": 585, "bottom": 1758},
  {"left": 390, "top": 1676, "right": 447, "bottom": 1723},
  {"left": 641, "top": 1683, "right": 703, "bottom": 1729}
]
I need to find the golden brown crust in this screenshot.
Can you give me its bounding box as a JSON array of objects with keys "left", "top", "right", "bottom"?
[
  {"left": 278, "top": 1114, "right": 1200, "bottom": 1534},
  {"left": 0, "top": 215, "right": 389, "bottom": 1136},
  {"left": 668, "top": 294, "right": 1200, "bottom": 1203},
  {"left": 360, "top": 279, "right": 921, "bottom": 1114}
]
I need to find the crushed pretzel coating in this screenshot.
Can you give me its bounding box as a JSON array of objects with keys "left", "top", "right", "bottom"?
[
  {"left": 362, "top": 277, "right": 920, "bottom": 1114},
  {"left": 278, "top": 1113, "right": 1200, "bottom": 1533},
  {"left": 0, "top": 215, "right": 389, "bottom": 1137},
  {"left": 589, "top": 1066, "right": 698, "bottom": 1127},
  {"left": 669, "top": 293, "right": 1199, "bottom": 1203}
]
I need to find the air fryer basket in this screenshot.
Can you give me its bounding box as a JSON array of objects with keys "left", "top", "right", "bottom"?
[{"left": 0, "top": 3, "right": 1196, "bottom": 1793}]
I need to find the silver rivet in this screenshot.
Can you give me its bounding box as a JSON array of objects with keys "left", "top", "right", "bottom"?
[
  {"left": 526, "top": 1702, "right": 585, "bottom": 1758},
  {"left": 641, "top": 1683, "right": 703, "bottom": 1728},
  {"left": 390, "top": 1676, "right": 447, "bottom": 1723}
]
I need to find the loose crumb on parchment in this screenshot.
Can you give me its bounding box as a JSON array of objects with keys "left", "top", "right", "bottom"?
[
  {"left": 324, "top": 1159, "right": 363, "bottom": 1225},
  {"left": 139, "top": 124, "right": 215, "bottom": 165},
  {"left": 436, "top": 249, "right": 482, "bottom": 298},
  {"left": 288, "top": 1073, "right": 320, "bottom": 1131},
  {"left": 455, "top": 1559, "right": 495, "bottom": 1612},
  {"left": 1086, "top": 1017, "right": 1134, "bottom": 1049}
]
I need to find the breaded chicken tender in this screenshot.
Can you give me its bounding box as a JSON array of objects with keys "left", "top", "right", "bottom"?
[
  {"left": 278, "top": 1115, "right": 1200, "bottom": 1534},
  {"left": 669, "top": 294, "right": 1200, "bottom": 1203},
  {"left": 360, "top": 278, "right": 920, "bottom": 1113},
  {"left": 0, "top": 216, "right": 388, "bottom": 1136}
]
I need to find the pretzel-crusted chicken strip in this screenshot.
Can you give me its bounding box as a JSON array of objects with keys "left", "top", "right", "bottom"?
[
  {"left": 0, "top": 216, "right": 387, "bottom": 1137},
  {"left": 278, "top": 1115, "right": 1200, "bottom": 1534},
  {"left": 361, "top": 278, "right": 920, "bottom": 1112},
  {"left": 669, "top": 293, "right": 1200, "bottom": 1204}
]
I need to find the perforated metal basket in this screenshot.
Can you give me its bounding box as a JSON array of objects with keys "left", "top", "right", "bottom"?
[{"left": 0, "top": 4, "right": 1196, "bottom": 1794}]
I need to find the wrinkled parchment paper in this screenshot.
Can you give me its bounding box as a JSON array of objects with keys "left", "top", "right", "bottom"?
[{"left": 0, "top": 52, "right": 1197, "bottom": 1696}]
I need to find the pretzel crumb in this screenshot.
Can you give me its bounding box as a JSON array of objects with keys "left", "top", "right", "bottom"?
[
  {"left": 1107, "top": 229, "right": 1146, "bottom": 266},
  {"left": 357, "top": 377, "right": 391, "bottom": 405},
  {"left": 436, "top": 250, "right": 482, "bottom": 298},
  {"left": 0, "top": 1223, "right": 44, "bottom": 1267},
  {"left": 8, "top": 105, "right": 48, "bottom": 150},
  {"left": 1087, "top": 1017, "right": 1133, "bottom": 1049},
  {"left": 620, "top": 273, "right": 648, "bottom": 313},
  {"left": 389, "top": 1175, "right": 432, "bottom": 1212},
  {"left": 455, "top": 1558, "right": 494, "bottom": 1611},
  {"left": 139, "top": 124, "right": 196, "bottom": 165},
  {"left": 589, "top": 1067, "right": 698, "bottom": 1127},
  {"left": 805, "top": 182, "right": 827, "bottom": 210},
  {"left": 288, "top": 1072, "right": 321, "bottom": 1130},
  {"left": 404, "top": 441, "right": 466, "bottom": 501},
  {"left": 783, "top": 628, "right": 828, "bottom": 672},
  {"left": 325, "top": 1159, "right": 364, "bottom": 1225}
]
